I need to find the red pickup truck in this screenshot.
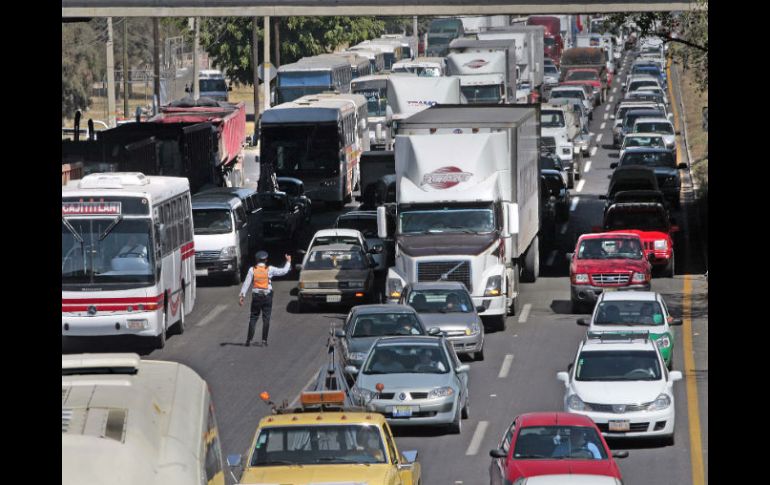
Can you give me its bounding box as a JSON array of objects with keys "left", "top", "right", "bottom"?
[
  {"left": 561, "top": 67, "right": 607, "bottom": 105},
  {"left": 568, "top": 233, "right": 652, "bottom": 313},
  {"left": 601, "top": 202, "right": 678, "bottom": 277}
]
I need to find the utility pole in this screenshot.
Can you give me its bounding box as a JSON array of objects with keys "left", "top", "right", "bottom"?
[
  {"left": 252, "top": 17, "right": 260, "bottom": 118},
  {"left": 106, "top": 18, "right": 117, "bottom": 127},
  {"left": 193, "top": 17, "right": 200, "bottom": 99},
  {"left": 273, "top": 17, "right": 280, "bottom": 68},
  {"left": 413, "top": 16, "right": 418, "bottom": 59},
  {"left": 263, "top": 16, "right": 271, "bottom": 112},
  {"left": 153, "top": 18, "right": 161, "bottom": 111},
  {"left": 123, "top": 18, "right": 129, "bottom": 118}
]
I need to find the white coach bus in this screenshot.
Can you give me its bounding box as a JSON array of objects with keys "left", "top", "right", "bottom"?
[
  {"left": 62, "top": 172, "right": 195, "bottom": 348},
  {"left": 62, "top": 353, "right": 225, "bottom": 485}
]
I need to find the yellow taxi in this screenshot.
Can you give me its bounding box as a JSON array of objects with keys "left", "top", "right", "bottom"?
[{"left": 228, "top": 390, "right": 421, "bottom": 485}]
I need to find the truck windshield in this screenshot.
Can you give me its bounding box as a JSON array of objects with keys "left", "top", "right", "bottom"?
[
  {"left": 400, "top": 208, "right": 495, "bottom": 234},
  {"left": 262, "top": 124, "right": 341, "bottom": 177},
  {"left": 541, "top": 110, "right": 565, "bottom": 128},
  {"left": 62, "top": 218, "right": 155, "bottom": 287},
  {"left": 605, "top": 209, "right": 667, "bottom": 232},
  {"left": 192, "top": 209, "right": 233, "bottom": 235},
  {"left": 544, "top": 37, "right": 556, "bottom": 47},
  {"left": 461, "top": 85, "right": 503, "bottom": 104}
]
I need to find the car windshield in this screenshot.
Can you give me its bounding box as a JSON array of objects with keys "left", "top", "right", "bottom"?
[
  {"left": 634, "top": 122, "right": 673, "bottom": 134},
  {"left": 605, "top": 209, "right": 667, "bottom": 232},
  {"left": 624, "top": 136, "right": 665, "bottom": 149},
  {"left": 577, "top": 238, "right": 643, "bottom": 260},
  {"left": 192, "top": 209, "right": 233, "bottom": 235},
  {"left": 544, "top": 65, "right": 560, "bottom": 75},
  {"left": 258, "top": 193, "right": 288, "bottom": 211},
  {"left": 352, "top": 313, "right": 424, "bottom": 337},
  {"left": 400, "top": 208, "right": 495, "bottom": 234},
  {"left": 407, "top": 289, "right": 473, "bottom": 314},
  {"left": 566, "top": 71, "right": 599, "bottom": 81},
  {"left": 541, "top": 110, "right": 566, "bottom": 128},
  {"left": 304, "top": 249, "right": 368, "bottom": 270},
  {"left": 313, "top": 236, "right": 360, "bottom": 247},
  {"left": 250, "top": 424, "right": 387, "bottom": 466},
  {"left": 594, "top": 300, "right": 665, "bottom": 326},
  {"left": 576, "top": 350, "right": 662, "bottom": 381},
  {"left": 620, "top": 151, "right": 675, "bottom": 168},
  {"left": 513, "top": 426, "right": 607, "bottom": 460},
  {"left": 363, "top": 343, "right": 449, "bottom": 374},
  {"left": 551, "top": 90, "right": 584, "bottom": 100},
  {"left": 200, "top": 79, "right": 227, "bottom": 92},
  {"left": 336, "top": 217, "right": 378, "bottom": 238},
  {"left": 629, "top": 80, "right": 659, "bottom": 91}
]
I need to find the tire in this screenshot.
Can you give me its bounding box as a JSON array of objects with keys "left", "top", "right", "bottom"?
[
  {"left": 447, "top": 403, "right": 462, "bottom": 434},
  {"left": 567, "top": 171, "right": 575, "bottom": 189},
  {"left": 175, "top": 292, "right": 186, "bottom": 335},
  {"left": 521, "top": 237, "right": 539, "bottom": 283},
  {"left": 155, "top": 310, "right": 167, "bottom": 349},
  {"left": 461, "top": 395, "right": 470, "bottom": 419},
  {"left": 474, "top": 347, "right": 485, "bottom": 362},
  {"left": 232, "top": 257, "right": 242, "bottom": 286},
  {"left": 665, "top": 253, "right": 675, "bottom": 278}
]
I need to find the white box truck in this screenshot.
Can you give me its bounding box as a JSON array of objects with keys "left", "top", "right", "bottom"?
[
  {"left": 385, "top": 76, "right": 464, "bottom": 145},
  {"left": 477, "top": 25, "right": 545, "bottom": 102},
  {"left": 379, "top": 105, "right": 541, "bottom": 330},
  {"left": 447, "top": 38, "right": 517, "bottom": 103},
  {"left": 458, "top": 15, "right": 511, "bottom": 35}
]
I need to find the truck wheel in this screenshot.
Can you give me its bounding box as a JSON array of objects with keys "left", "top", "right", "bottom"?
[
  {"left": 175, "top": 291, "right": 186, "bottom": 335},
  {"left": 474, "top": 348, "right": 485, "bottom": 362},
  {"left": 232, "top": 258, "right": 242, "bottom": 286},
  {"left": 155, "top": 310, "right": 167, "bottom": 349},
  {"left": 521, "top": 237, "right": 539, "bottom": 283}
]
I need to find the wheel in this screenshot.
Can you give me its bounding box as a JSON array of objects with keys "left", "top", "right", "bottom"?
[
  {"left": 232, "top": 257, "right": 242, "bottom": 285},
  {"left": 461, "top": 395, "right": 470, "bottom": 419},
  {"left": 665, "top": 252, "right": 675, "bottom": 278},
  {"left": 155, "top": 310, "right": 167, "bottom": 349},
  {"left": 474, "top": 347, "right": 485, "bottom": 362},
  {"left": 447, "top": 402, "right": 462, "bottom": 434},
  {"left": 521, "top": 237, "right": 539, "bottom": 283},
  {"left": 175, "top": 292, "right": 186, "bottom": 335},
  {"left": 567, "top": 171, "right": 575, "bottom": 189},
  {"left": 571, "top": 299, "right": 586, "bottom": 314}
]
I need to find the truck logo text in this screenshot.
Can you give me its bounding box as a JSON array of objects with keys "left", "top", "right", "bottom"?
[
  {"left": 464, "top": 59, "right": 489, "bottom": 69},
  {"left": 421, "top": 166, "right": 473, "bottom": 189}
]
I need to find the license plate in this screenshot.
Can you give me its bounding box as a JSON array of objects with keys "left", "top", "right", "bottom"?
[
  {"left": 326, "top": 295, "right": 342, "bottom": 303},
  {"left": 608, "top": 420, "right": 630, "bottom": 432},
  {"left": 603, "top": 287, "right": 618, "bottom": 292},
  {"left": 195, "top": 269, "right": 208, "bottom": 277},
  {"left": 392, "top": 406, "right": 413, "bottom": 418}
]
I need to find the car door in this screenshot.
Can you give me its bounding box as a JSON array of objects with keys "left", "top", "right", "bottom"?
[
  {"left": 246, "top": 194, "right": 264, "bottom": 247},
  {"left": 233, "top": 204, "right": 249, "bottom": 262}
]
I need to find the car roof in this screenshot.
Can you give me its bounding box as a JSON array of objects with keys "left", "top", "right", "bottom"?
[
  {"left": 625, "top": 132, "right": 665, "bottom": 138},
  {"left": 578, "top": 232, "right": 641, "bottom": 241},
  {"left": 350, "top": 304, "right": 418, "bottom": 316},
  {"left": 259, "top": 411, "right": 387, "bottom": 428},
  {"left": 313, "top": 228, "right": 363, "bottom": 238},
  {"left": 374, "top": 335, "right": 444, "bottom": 346},
  {"left": 310, "top": 243, "right": 362, "bottom": 252},
  {"left": 622, "top": 146, "right": 672, "bottom": 153},
  {"left": 634, "top": 117, "right": 671, "bottom": 124},
  {"left": 581, "top": 338, "right": 658, "bottom": 353},
  {"left": 524, "top": 475, "right": 619, "bottom": 485},
  {"left": 599, "top": 291, "right": 659, "bottom": 302},
  {"left": 191, "top": 193, "right": 240, "bottom": 208},
  {"left": 518, "top": 412, "right": 599, "bottom": 428},
  {"left": 405, "top": 281, "right": 471, "bottom": 291}
]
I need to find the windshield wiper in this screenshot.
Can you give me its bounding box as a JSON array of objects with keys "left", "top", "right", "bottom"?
[
  {"left": 314, "top": 457, "right": 359, "bottom": 464},
  {"left": 62, "top": 217, "right": 84, "bottom": 243},
  {"left": 99, "top": 215, "right": 124, "bottom": 241}
]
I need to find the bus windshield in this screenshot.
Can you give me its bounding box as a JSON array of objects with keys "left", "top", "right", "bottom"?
[
  {"left": 353, "top": 87, "right": 388, "bottom": 117},
  {"left": 262, "top": 124, "right": 341, "bottom": 177},
  {"left": 62, "top": 218, "right": 155, "bottom": 287}
]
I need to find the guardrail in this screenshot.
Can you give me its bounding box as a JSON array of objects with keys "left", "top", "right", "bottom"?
[{"left": 62, "top": 162, "right": 83, "bottom": 185}]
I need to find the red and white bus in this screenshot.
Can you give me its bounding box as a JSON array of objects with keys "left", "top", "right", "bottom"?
[{"left": 62, "top": 172, "right": 195, "bottom": 348}]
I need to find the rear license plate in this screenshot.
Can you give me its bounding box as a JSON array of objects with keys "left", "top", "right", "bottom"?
[
  {"left": 608, "top": 420, "right": 630, "bottom": 432},
  {"left": 326, "top": 295, "right": 342, "bottom": 303},
  {"left": 392, "top": 406, "right": 413, "bottom": 418},
  {"left": 195, "top": 269, "right": 208, "bottom": 277}
]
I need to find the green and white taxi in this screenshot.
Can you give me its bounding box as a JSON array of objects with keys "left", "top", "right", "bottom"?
[{"left": 577, "top": 291, "right": 682, "bottom": 369}]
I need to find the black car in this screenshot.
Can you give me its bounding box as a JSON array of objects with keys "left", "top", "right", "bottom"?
[
  {"left": 602, "top": 166, "right": 660, "bottom": 211},
  {"left": 540, "top": 169, "right": 570, "bottom": 243},
  {"left": 610, "top": 148, "right": 687, "bottom": 209},
  {"left": 276, "top": 176, "right": 312, "bottom": 224},
  {"left": 257, "top": 191, "right": 302, "bottom": 242}
]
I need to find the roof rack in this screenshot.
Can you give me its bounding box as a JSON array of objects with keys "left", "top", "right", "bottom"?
[{"left": 585, "top": 331, "right": 650, "bottom": 343}]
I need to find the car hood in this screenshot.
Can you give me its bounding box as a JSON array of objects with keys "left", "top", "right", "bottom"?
[
  {"left": 416, "top": 312, "right": 479, "bottom": 331},
  {"left": 397, "top": 233, "right": 497, "bottom": 257},
  {"left": 240, "top": 463, "right": 394, "bottom": 484},
  {"left": 508, "top": 460, "right": 617, "bottom": 480},
  {"left": 357, "top": 371, "right": 454, "bottom": 391},
  {"left": 572, "top": 380, "right": 667, "bottom": 404},
  {"left": 300, "top": 269, "right": 371, "bottom": 282},
  {"left": 573, "top": 259, "right": 648, "bottom": 273}
]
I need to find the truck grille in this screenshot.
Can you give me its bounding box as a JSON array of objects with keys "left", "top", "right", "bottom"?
[
  {"left": 318, "top": 282, "right": 338, "bottom": 289},
  {"left": 195, "top": 250, "right": 220, "bottom": 260},
  {"left": 591, "top": 273, "right": 630, "bottom": 285},
  {"left": 417, "top": 261, "right": 472, "bottom": 292}
]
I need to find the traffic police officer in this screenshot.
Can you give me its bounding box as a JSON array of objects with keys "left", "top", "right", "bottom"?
[{"left": 239, "top": 250, "right": 291, "bottom": 346}]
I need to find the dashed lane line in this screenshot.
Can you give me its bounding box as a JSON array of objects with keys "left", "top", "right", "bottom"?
[
  {"left": 465, "top": 421, "right": 490, "bottom": 456},
  {"left": 590, "top": 146, "right": 598, "bottom": 157},
  {"left": 603, "top": 113, "right": 608, "bottom": 120},
  {"left": 575, "top": 180, "right": 585, "bottom": 193},
  {"left": 560, "top": 223, "right": 568, "bottom": 235},
  {"left": 600, "top": 122, "right": 606, "bottom": 130},
  {"left": 584, "top": 161, "right": 592, "bottom": 173},
  {"left": 570, "top": 196, "right": 580, "bottom": 211},
  {"left": 596, "top": 134, "right": 603, "bottom": 144},
  {"left": 498, "top": 354, "right": 515, "bottom": 377},
  {"left": 605, "top": 104, "right": 611, "bottom": 112},
  {"left": 608, "top": 95, "right": 614, "bottom": 103}
]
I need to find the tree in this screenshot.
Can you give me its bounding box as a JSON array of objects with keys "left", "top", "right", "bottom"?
[{"left": 62, "top": 21, "right": 103, "bottom": 120}]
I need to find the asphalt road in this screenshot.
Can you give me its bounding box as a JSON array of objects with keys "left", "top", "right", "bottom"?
[{"left": 62, "top": 49, "right": 708, "bottom": 485}]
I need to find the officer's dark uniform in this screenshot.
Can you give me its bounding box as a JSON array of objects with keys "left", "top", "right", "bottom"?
[{"left": 239, "top": 251, "right": 291, "bottom": 346}]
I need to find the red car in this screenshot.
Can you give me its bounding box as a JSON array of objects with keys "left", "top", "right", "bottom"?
[
  {"left": 561, "top": 68, "right": 607, "bottom": 105},
  {"left": 602, "top": 202, "right": 678, "bottom": 277},
  {"left": 568, "top": 233, "right": 651, "bottom": 313},
  {"left": 489, "top": 412, "right": 627, "bottom": 484}
]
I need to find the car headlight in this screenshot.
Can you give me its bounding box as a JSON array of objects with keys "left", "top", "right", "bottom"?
[
  {"left": 567, "top": 394, "right": 590, "bottom": 411},
  {"left": 427, "top": 386, "right": 455, "bottom": 399},
  {"left": 574, "top": 273, "right": 589, "bottom": 284},
  {"left": 388, "top": 278, "right": 403, "bottom": 299},
  {"left": 647, "top": 393, "right": 671, "bottom": 411},
  {"left": 656, "top": 336, "right": 671, "bottom": 348},
  {"left": 351, "top": 386, "right": 375, "bottom": 403},
  {"left": 348, "top": 352, "right": 368, "bottom": 362},
  {"left": 300, "top": 281, "right": 318, "bottom": 289},
  {"left": 220, "top": 246, "right": 237, "bottom": 258},
  {"left": 484, "top": 275, "right": 502, "bottom": 296},
  {"left": 467, "top": 322, "right": 481, "bottom": 335},
  {"left": 631, "top": 272, "right": 647, "bottom": 283},
  {"left": 654, "top": 239, "right": 668, "bottom": 250}
]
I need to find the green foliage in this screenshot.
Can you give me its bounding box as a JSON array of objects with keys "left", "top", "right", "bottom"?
[
  {"left": 199, "top": 17, "right": 258, "bottom": 86},
  {"left": 62, "top": 21, "right": 102, "bottom": 120}
]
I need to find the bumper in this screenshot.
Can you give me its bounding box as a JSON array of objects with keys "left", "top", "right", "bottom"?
[
  {"left": 571, "top": 283, "right": 652, "bottom": 303},
  {"left": 195, "top": 257, "right": 237, "bottom": 276},
  {"left": 369, "top": 397, "right": 457, "bottom": 426},
  {"left": 299, "top": 289, "right": 369, "bottom": 304},
  {"left": 447, "top": 333, "right": 484, "bottom": 355},
  {"left": 472, "top": 294, "right": 506, "bottom": 317},
  {"left": 570, "top": 408, "right": 675, "bottom": 438},
  {"left": 62, "top": 311, "right": 162, "bottom": 337},
  {"left": 646, "top": 250, "right": 673, "bottom": 266}
]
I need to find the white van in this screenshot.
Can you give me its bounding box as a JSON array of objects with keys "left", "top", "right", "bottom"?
[
  {"left": 198, "top": 69, "right": 230, "bottom": 101},
  {"left": 192, "top": 193, "right": 250, "bottom": 283}
]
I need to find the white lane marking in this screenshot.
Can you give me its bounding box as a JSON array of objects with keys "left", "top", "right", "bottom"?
[
  {"left": 498, "top": 354, "right": 515, "bottom": 377},
  {"left": 545, "top": 250, "right": 557, "bottom": 267},
  {"left": 590, "top": 146, "right": 598, "bottom": 157},
  {"left": 584, "top": 160, "right": 592, "bottom": 173},
  {"left": 196, "top": 304, "right": 227, "bottom": 327},
  {"left": 596, "top": 133, "right": 604, "bottom": 144},
  {"left": 490, "top": 394, "right": 498, "bottom": 397},
  {"left": 600, "top": 122, "right": 606, "bottom": 130},
  {"left": 466, "top": 421, "right": 490, "bottom": 456},
  {"left": 613, "top": 86, "right": 618, "bottom": 93},
  {"left": 575, "top": 180, "right": 585, "bottom": 193},
  {"left": 560, "top": 223, "right": 569, "bottom": 235},
  {"left": 603, "top": 112, "right": 608, "bottom": 120},
  {"left": 608, "top": 95, "right": 614, "bottom": 103},
  {"left": 570, "top": 196, "right": 580, "bottom": 211},
  {"left": 605, "top": 104, "right": 611, "bottom": 112}
]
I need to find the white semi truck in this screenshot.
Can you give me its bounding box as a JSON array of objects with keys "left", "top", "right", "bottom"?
[
  {"left": 458, "top": 15, "right": 511, "bottom": 35},
  {"left": 378, "top": 105, "right": 541, "bottom": 330},
  {"left": 446, "top": 39, "right": 517, "bottom": 104},
  {"left": 477, "top": 25, "right": 545, "bottom": 102}
]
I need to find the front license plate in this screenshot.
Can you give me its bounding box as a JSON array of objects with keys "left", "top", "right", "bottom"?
[
  {"left": 608, "top": 420, "right": 630, "bottom": 432},
  {"left": 195, "top": 269, "right": 208, "bottom": 277},
  {"left": 326, "top": 295, "right": 342, "bottom": 303},
  {"left": 392, "top": 406, "right": 413, "bottom": 418},
  {"left": 603, "top": 287, "right": 618, "bottom": 292}
]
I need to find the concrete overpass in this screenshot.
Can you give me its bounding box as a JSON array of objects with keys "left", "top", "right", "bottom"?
[{"left": 62, "top": 1, "right": 700, "bottom": 18}]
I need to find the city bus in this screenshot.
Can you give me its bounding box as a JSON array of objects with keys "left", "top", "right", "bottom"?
[
  {"left": 259, "top": 93, "right": 369, "bottom": 209},
  {"left": 352, "top": 39, "right": 404, "bottom": 70},
  {"left": 275, "top": 55, "right": 353, "bottom": 104},
  {"left": 345, "top": 47, "right": 386, "bottom": 74},
  {"left": 351, "top": 74, "right": 392, "bottom": 150},
  {"left": 62, "top": 172, "right": 195, "bottom": 349},
  {"left": 319, "top": 52, "right": 372, "bottom": 79},
  {"left": 62, "top": 353, "right": 225, "bottom": 485}
]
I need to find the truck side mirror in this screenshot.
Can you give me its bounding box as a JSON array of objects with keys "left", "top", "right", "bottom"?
[
  {"left": 377, "top": 206, "right": 388, "bottom": 239},
  {"left": 385, "top": 105, "right": 394, "bottom": 127}
]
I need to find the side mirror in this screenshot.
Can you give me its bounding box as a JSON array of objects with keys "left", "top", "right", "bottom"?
[
  {"left": 377, "top": 206, "right": 388, "bottom": 239},
  {"left": 556, "top": 371, "right": 570, "bottom": 386},
  {"left": 612, "top": 450, "right": 630, "bottom": 459},
  {"left": 610, "top": 162, "right": 618, "bottom": 169},
  {"left": 576, "top": 318, "right": 588, "bottom": 326},
  {"left": 677, "top": 163, "right": 688, "bottom": 169},
  {"left": 456, "top": 364, "right": 470, "bottom": 374},
  {"left": 427, "top": 327, "right": 442, "bottom": 336},
  {"left": 647, "top": 253, "right": 655, "bottom": 262},
  {"left": 610, "top": 114, "right": 615, "bottom": 120},
  {"left": 476, "top": 305, "right": 486, "bottom": 313},
  {"left": 385, "top": 105, "right": 394, "bottom": 127},
  {"left": 370, "top": 244, "right": 384, "bottom": 254},
  {"left": 489, "top": 448, "right": 507, "bottom": 459},
  {"left": 228, "top": 85, "right": 233, "bottom": 91},
  {"left": 297, "top": 249, "right": 307, "bottom": 256},
  {"left": 669, "top": 371, "right": 682, "bottom": 382},
  {"left": 345, "top": 365, "right": 360, "bottom": 375},
  {"left": 670, "top": 318, "right": 683, "bottom": 326},
  {"left": 334, "top": 329, "right": 345, "bottom": 338},
  {"left": 226, "top": 454, "right": 242, "bottom": 467},
  {"left": 401, "top": 450, "right": 418, "bottom": 464}
]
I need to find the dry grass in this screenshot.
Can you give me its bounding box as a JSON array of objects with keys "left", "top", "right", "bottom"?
[{"left": 679, "top": 67, "right": 708, "bottom": 190}]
